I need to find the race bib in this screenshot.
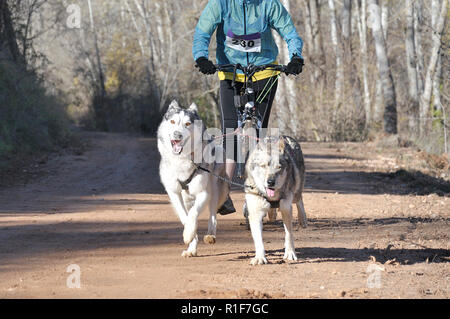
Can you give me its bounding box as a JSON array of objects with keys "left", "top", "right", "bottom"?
[{"left": 225, "top": 30, "right": 262, "bottom": 53}]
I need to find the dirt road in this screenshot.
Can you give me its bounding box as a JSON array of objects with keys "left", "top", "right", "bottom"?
[{"left": 0, "top": 132, "right": 448, "bottom": 298}]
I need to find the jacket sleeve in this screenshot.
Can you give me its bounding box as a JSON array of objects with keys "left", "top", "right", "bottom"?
[
  {"left": 192, "top": 0, "right": 222, "bottom": 61},
  {"left": 269, "top": 0, "right": 304, "bottom": 60}
]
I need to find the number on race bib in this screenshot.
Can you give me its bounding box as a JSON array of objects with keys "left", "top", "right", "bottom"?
[{"left": 226, "top": 31, "right": 261, "bottom": 53}]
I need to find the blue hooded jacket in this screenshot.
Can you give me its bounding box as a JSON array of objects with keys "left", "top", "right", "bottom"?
[{"left": 193, "top": 0, "right": 303, "bottom": 69}]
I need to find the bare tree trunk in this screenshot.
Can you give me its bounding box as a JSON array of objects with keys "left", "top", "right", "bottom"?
[
  {"left": 432, "top": 0, "right": 443, "bottom": 112},
  {"left": 273, "top": 38, "right": 287, "bottom": 128},
  {"left": 420, "top": 0, "right": 448, "bottom": 135},
  {"left": 274, "top": 0, "right": 298, "bottom": 135},
  {"left": 356, "top": 0, "right": 371, "bottom": 124},
  {"left": 308, "top": 0, "right": 326, "bottom": 85},
  {"left": 22, "top": 0, "right": 39, "bottom": 63},
  {"left": 341, "top": 0, "right": 352, "bottom": 74},
  {"left": 78, "top": 27, "right": 97, "bottom": 87},
  {"left": 405, "top": 0, "right": 420, "bottom": 133},
  {"left": 124, "top": 0, "right": 154, "bottom": 91},
  {"left": 280, "top": 1, "right": 298, "bottom": 134},
  {"left": 341, "top": 0, "right": 352, "bottom": 54},
  {"left": 405, "top": 0, "right": 419, "bottom": 102},
  {"left": 433, "top": 52, "right": 443, "bottom": 111},
  {"left": 341, "top": 0, "right": 352, "bottom": 59},
  {"left": 0, "top": 0, "right": 23, "bottom": 64},
  {"left": 299, "top": 0, "right": 315, "bottom": 86},
  {"left": 133, "top": 0, "right": 156, "bottom": 73},
  {"left": 158, "top": 1, "right": 175, "bottom": 111},
  {"left": 380, "top": 0, "right": 388, "bottom": 40},
  {"left": 373, "top": 0, "right": 388, "bottom": 124},
  {"left": 132, "top": 0, "right": 161, "bottom": 105},
  {"left": 368, "top": 0, "right": 397, "bottom": 134},
  {"left": 345, "top": 0, "right": 363, "bottom": 116},
  {"left": 414, "top": 0, "right": 424, "bottom": 94},
  {"left": 124, "top": 0, "right": 145, "bottom": 57},
  {"left": 328, "top": 0, "right": 343, "bottom": 106},
  {"left": 87, "top": 0, "right": 106, "bottom": 99}
]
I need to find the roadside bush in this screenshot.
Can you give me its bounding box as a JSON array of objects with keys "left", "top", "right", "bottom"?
[{"left": 0, "top": 59, "right": 70, "bottom": 167}]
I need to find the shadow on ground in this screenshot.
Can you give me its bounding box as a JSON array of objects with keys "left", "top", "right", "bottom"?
[
  {"left": 0, "top": 216, "right": 448, "bottom": 271},
  {"left": 230, "top": 152, "right": 450, "bottom": 196},
  {"left": 305, "top": 169, "right": 449, "bottom": 197},
  {"left": 249, "top": 247, "right": 449, "bottom": 265}
]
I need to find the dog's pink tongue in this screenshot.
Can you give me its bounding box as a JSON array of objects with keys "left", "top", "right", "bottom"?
[
  {"left": 173, "top": 144, "right": 182, "bottom": 154},
  {"left": 266, "top": 188, "right": 275, "bottom": 198}
]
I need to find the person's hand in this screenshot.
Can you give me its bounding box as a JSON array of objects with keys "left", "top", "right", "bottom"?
[
  {"left": 286, "top": 55, "right": 304, "bottom": 75},
  {"left": 195, "top": 57, "right": 216, "bottom": 75}
]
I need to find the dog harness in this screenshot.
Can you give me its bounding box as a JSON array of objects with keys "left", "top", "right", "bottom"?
[
  {"left": 178, "top": 167, "right": 199, "bottom": 191},
  {"left": 187, "top": 162, "right": 282, "bottom": 208}
]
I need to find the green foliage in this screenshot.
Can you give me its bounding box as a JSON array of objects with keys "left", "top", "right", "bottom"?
[{"left": 0, "top": 59, "right": 70, "bottom": 163}]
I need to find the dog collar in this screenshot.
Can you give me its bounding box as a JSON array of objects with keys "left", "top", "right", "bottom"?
[{"left": 245, "top": 185, "right": 282, "bottom": 209}]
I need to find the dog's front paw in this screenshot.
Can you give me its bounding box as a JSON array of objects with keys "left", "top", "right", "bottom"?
[
  {"left": 250, "top": 257, "right": 268, "bottom": 266},
  {"left": 181, "top": 249, "right": 197, "bottom": 258},
  {"left": 203, "top": 235, "right": 216, "bottom": 245},
  {"left": 183, "top": 219, "right": 197, "bottom": 245},
  {"left": 283, "top": 250, "right": 298, "bottom": 261}
]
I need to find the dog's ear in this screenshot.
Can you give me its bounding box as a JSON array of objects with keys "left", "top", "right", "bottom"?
[
  {"left": 168, "top": 100, "right": 181, "bottom": 112},
  {"left": 256, "top": 140, "right": 265, "bottom": 152},
  {"left": 188, "top": 102, "right": 198, "bottom": 112}
]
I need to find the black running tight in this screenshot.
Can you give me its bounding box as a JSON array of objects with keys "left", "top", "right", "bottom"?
[{"left": 218, "top": 76, "right": 278, "bottom": 161}]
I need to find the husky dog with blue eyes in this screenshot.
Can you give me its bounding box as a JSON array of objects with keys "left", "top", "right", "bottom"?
[
  {"left": 157, "top": 100, "right": 229, "bottom": 257},
  {"left": 245, "top": 136, "right": 308, "bottom": 265}
]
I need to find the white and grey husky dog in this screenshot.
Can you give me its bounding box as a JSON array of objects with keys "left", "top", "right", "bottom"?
[
  {"left": 157, "top": 100, "right": 229, "bottom": 257},
  {"left": 245, "top": 136, "right": 308, "bottom": 265}
]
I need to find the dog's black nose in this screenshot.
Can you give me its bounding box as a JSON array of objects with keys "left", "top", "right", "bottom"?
[
  {"left": 173, "top": 131, "right": 183, "bottom": 140},
  {"left": 267, "top": 179, "right": 276, "bottom": 188}
]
